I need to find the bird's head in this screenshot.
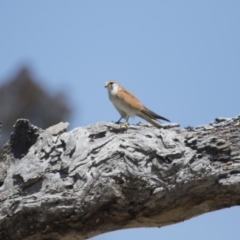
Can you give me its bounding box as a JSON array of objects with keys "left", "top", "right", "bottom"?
[{"left": 105, "top": 80, "right": 120, "bottom": 94}]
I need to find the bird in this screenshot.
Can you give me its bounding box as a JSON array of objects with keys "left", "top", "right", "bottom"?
[{"left": 105, "top": 80, "right": 170, "bottom": 128}]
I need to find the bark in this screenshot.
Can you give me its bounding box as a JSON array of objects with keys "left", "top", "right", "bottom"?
[{"left": 0, "top": 116, "right": 240, "bottom": 240}]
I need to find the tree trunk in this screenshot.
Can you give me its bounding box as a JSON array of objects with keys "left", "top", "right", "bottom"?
[{"left": 0, "top": 116, "right": 240, "bottom": 240}]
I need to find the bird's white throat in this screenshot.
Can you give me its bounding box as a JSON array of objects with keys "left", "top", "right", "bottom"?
[{"left": 109, "top": 83, "right": 119, "bottom": 96}]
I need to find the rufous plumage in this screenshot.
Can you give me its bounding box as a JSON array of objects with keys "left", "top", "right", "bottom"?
[{"left": 105, "top": 80, "right": 170, "bottom": 128}]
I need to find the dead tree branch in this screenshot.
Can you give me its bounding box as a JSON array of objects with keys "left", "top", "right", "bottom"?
[{"left": 0, "top": 116, "right": 240, "bottom": 240}]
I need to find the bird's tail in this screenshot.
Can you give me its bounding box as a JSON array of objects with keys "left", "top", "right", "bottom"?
[
  {"left": 142, "top": 108, "right": 170, "bottom": 122},
  {"left": 136, "top": 112, "right": 164, "bottom": 128}
]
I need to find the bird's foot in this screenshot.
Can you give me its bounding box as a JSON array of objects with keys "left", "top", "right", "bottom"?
[{"left": 120, "top": 121, "right": 129, "bottom": 129}]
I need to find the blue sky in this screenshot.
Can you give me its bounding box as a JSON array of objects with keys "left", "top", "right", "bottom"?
[{"left": 1, "top": 1, "right": 240, "bottom": 239}]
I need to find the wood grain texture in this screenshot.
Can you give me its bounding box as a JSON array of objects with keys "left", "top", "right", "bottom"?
[{"left": 0, "top": 116, "right": 240, "bottom": 240}]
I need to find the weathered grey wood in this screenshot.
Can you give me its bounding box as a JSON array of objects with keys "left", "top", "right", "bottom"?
[{"left": 0, "top": 116, "right": 240, "bottom": 240}]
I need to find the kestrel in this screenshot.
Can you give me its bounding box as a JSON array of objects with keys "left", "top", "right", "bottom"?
[{"left": 105, "top": 80, "right": 170, "bottom": 128}]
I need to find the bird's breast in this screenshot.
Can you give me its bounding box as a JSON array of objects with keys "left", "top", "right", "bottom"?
[{"left": 109, "top": 93, "right": 137, "bottom": 117}]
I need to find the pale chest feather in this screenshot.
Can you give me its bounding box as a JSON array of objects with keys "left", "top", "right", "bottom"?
[{"left": 108, "top": 88, "right": 137, "bottom": 117}]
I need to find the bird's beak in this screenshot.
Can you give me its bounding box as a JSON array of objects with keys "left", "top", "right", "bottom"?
[{"left": 104, "top": 81, "right": 109, "bottom": 88}]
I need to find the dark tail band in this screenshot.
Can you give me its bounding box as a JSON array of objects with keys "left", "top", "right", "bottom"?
[{"left": 142, "top": 108, "right": 170, "bottom": 122}]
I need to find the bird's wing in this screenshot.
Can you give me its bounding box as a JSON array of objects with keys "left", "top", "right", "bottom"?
[
  {"left": 117, "top": 87, "right": 170, "bottom": 123},
  {"left": 116, "top": 87, "right": 144, "bottom": 110}
]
